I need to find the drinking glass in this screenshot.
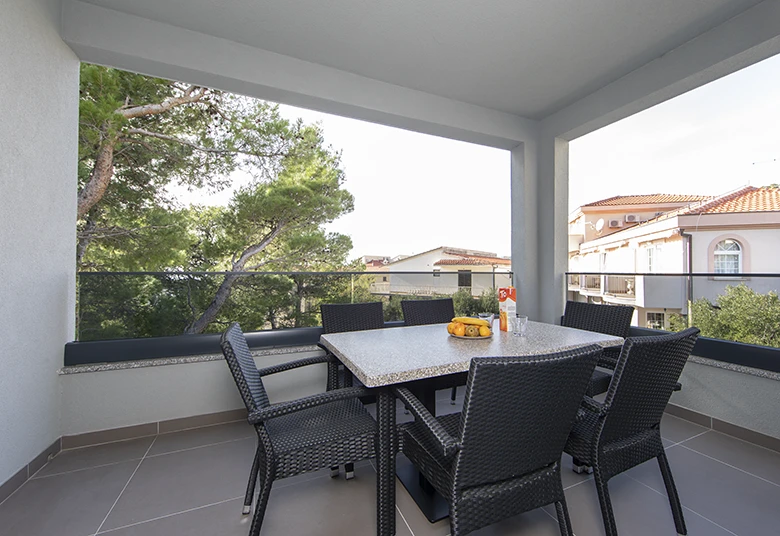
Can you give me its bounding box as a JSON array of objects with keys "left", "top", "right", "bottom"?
[
  {"left": 513, "top": 314, "right": 528, "bottom": 337},
  {"left": 477, "top": 312, "right": 493, "bottom": 326}
]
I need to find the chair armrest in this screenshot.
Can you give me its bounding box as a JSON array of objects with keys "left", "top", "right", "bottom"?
[
  {"left": 394, "top": 387, "right": 460, "bottom": 459},
  {"left": 256, "top": 354, "right": 337, "bottom": 377},
  {"left": 248, "top": 386, "right": 370, "bottom": 424},
  {"left": 581, "top": 395, "right": 608, "bottom": 416}
]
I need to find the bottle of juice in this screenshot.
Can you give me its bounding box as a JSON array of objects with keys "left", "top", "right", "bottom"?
[{"left": 498, "top": 287, "right": 516, "bottom": 331}]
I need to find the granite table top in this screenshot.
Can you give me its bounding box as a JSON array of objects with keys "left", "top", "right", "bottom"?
[{"left": 319, "top": 321, "right": 624, "bottom": 388}]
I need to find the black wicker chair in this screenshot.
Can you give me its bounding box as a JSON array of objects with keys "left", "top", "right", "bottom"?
[
  {"left": 401, "top": 298, "right": 461, "bottom": 405},
  {"left": 561, "top": 300, "right": 635, "bottom": 396},
  {"left": 320, "top": 302, "right": 385, "bottom": 389},
  {"left": 397, "top": 345, "right": 603, "bottom": 536},
  {"left": 401, "top": 298, "right": 455, "bottom": 326},
  {"left": 564, "top": 327, "right": 700, "bottom": 536},
  {"left": 220, "top": 323, "right": 377, "bottom": 535}
]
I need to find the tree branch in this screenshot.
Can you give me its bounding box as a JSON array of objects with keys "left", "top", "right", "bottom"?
[
  {"left": 124, "top": 128, "right": 287, "bottom": 159},
  {"left": 118, "top": 87, "right": 208, "bottom": 119}
]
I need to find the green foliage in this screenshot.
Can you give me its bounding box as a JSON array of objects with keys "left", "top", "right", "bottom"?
[
  {"left": 690, "top": 284, "right": 780, "bottom": 348},
  {"left": 477, "top": 288, "right": 500, "bottom": 314},
  {"left": 668, "top": 313, "right": 689, "bottom": 332},
  {"left": 452, "top": 288, "right": 479, "bottom": 317},
  {"left": 78, "top": 64, "right": 310, "bottom": 271}
]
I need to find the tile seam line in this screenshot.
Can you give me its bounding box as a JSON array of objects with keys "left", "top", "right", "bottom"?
[
  {"left": 91, "top": 435, "right": 158, "bottom": 535},
  {"left": 94, "top": 495, "right": 244, "bottom": 534},
  {"left": 30, "top": 436, "right": 254, "bottom": 480},
  {"left": 95, "top": 467, "right": 354, "bottom": 535},
  {"left": 625, "top": 473, "right": 740, "bottom": 536},
  {"left": 396, "top": 504, "right": 415, "bottom": 536},
  {"left": 665, "top": 429, "right": 711, "bottom": 450},
  {"left": 677, "top": 443, "right": 780, "bottom": 489},
  {"left": 707, "top": 428, "right": 780, "bottom": 455},
  {"left": 61, "top": 419, "right": 247, "bottom": 452}
]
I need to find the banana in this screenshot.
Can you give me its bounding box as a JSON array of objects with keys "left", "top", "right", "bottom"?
[{"left": 451, "top": 317, "right": 490, "bottom": 327}]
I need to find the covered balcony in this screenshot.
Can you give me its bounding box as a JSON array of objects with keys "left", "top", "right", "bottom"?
[{"left": 2, "top": 1, "right": 780, "bottom": 535}]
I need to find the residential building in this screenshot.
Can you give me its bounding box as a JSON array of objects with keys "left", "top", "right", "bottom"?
[
  {"left": 4, "top": 3, "right": 780, "bottom": 533},
  {"left": 569, "top": 186, "right": 780, "bottom": 329},
  {"left": 369, "top": 246, "right": 512, "bottom": 297},
  {"left": 361, "top": 255, "right": 391, "bottom": 269}
]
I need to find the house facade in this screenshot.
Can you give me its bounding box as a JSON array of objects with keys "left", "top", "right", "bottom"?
[
  {"left": 369, "top": 247, "right": 512, "bottom": 297},
  {"left": 568, "top": 186, "right": 780, "bottom": 329}
]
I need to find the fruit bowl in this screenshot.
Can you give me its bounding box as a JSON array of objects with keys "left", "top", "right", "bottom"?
[
  {"left": 447, "top": 317, "right": 493, "bottom": 339},
  {"left": 449, "top": 333, "right": 492, "bottom": 340}
]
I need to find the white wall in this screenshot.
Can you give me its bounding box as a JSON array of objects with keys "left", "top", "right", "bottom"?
[
  {"left": 672, "top": 361, "right": 780, "bottom": 440},
  {"left": 61, "top": 351, "right": 328, "bottom": 436},
  {"left": 691, "top": 228, "right": 780, "bottom": 273},
  {"left": 0, "top": 0, "right": 79, "bottom": 484}
]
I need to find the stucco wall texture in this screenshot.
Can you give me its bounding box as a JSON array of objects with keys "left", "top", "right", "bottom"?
[{"left": 0, "top": 0, "right": 79, "bottom": 484}]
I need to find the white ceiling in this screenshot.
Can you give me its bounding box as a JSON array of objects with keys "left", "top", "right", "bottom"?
[{"left": 79, "top": 0, "right": 762, "bottom": 119}]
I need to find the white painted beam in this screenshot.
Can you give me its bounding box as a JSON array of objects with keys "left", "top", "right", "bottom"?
[
  {"left": 542, "top": 0, "right": 780, "bottom": 141},
  {"left": 61, "top": 0, "right": 536, "bottom": 150}
]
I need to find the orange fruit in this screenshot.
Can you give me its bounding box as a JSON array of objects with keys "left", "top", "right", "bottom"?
[
  {"left": 447, "top": 322, "right": 457, "bottom": 334},
  {"left": 453, "top": 323, "right": 466, "bottom": 337},
  {"left": 478, "top": 325, "right": 491, "bottom": 337}
]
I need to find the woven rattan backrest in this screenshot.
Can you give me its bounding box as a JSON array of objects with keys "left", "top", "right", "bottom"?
[
  {"left": 401, "top": 298, "right": 455, "bottom": 326},
  {"left": 453, "top": 345, "right": 601, "bottom": 489},
  {"left": 562, "top": 301, "right": 634, "bottom": 338},
  {"left": 320, "top": 302, "right": 385, "bottom": 334},
  {"left": 221, "top": 323, "right": 271, "bottom": 412},
  {"left": 600, "top": 327, "right": 700, "bottom": 444}
]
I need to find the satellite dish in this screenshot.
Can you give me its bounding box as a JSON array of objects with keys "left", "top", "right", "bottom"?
[{"left": 595, "top": 218, "right": 605, "bottom": 232}]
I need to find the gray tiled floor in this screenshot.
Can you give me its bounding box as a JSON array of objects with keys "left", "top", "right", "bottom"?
[{"left": 1, "top": 395, "right": 778, "bottom": 536}]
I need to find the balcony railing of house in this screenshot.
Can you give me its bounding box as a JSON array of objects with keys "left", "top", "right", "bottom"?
[
  {"left": 565, "top": 271, "right": 780, "bottom": 373},
  {"left": 68, "top": 271, "right": 512, "bottom": 366}
]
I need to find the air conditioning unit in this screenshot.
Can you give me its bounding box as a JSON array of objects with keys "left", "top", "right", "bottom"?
[
  {"left": 624, "top": 214, "right": 640, "bottom": 223},
  {"left": 608, "top": 219, "right": 623, "bottom": 228}
]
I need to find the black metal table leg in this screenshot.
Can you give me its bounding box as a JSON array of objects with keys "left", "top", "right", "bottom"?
[
  {"left": 396, "top": 382, "right": 450, "bottom": 523},
  {"left": 376, "top": 387, "right": 396, "bottom": 536}
]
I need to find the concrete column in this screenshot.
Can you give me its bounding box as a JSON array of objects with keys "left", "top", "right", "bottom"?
[
  {"left": 536, "top": 133, "right": 570, "bottom": 324},
  {"left": 510, "top": 140, "right": 539, "bottom": 319}
]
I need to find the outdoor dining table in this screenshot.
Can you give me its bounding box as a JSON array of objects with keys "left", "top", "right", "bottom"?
[{"left": 319, "top": 320, "right": 624, "bottom": 536}]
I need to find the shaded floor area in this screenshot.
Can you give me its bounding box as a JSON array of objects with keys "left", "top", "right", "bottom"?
[{"left": 1, "top": 390, "right": 778, "bottom": 536}]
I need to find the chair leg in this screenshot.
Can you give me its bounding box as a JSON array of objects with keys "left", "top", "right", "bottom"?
[
  {"left": 344, "top": 462, "right": 355, "bottom": 480},
  {"left": 248, "top": 469, "right": 274, "bottom": 536},
  {"left": 594, "top": 470, "right": 619, "bottom": 536},
  {"left": 343, "top": 369, "right": 353, "bottom": 388},
  {"left": 554, "top": 500, "right": 574, "bottom": 536},
  {"left": 572, "top": 457, "right": 593, "bottom": 474},
  {"left": 326, "top": 361, "right": 338, "bottom": 391},
  {"left": 243, "top": 445, "right": 262, "bottom": 514},
  {"left": 658, "top": 452, "right": 687, "bottom": 535},
  {"left": 450, "top": 386, "right": 457, "bottom": 405}
]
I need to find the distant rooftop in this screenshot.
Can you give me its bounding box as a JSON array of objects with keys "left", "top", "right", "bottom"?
[
  {"left": 383, "top": 246, "right": 510, "bottom": 267},
  {"left": 434, "top": 254, "right": 512, "bottom": 267},
  {"left": 685, "top": 185, "right": 780, "bottom": 214},
  {"left": 583, "top": 194, "right": 713, "bottom": 207}
]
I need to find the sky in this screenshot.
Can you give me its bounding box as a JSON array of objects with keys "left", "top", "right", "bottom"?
[
  {"left": 569, "top": 52, "right": 780, "bottom": 214},
  {"left": 173, "top": 52, "right": 780, "bottom": 261}
]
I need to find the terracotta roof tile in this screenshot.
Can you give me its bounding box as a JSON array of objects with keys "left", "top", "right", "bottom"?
[
  {"left": 434, "top": 255, "right": 511, "bottom": 266},
  {"left": 685, "top": 186, "right": 780, "bottom": 214},
  {"left": 583, "top": 194, "right": 712, "bottom": 207}
]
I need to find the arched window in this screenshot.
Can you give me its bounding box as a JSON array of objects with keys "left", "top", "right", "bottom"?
[{"left": 714, "top": 239, "right": 742, "bottom": 274}]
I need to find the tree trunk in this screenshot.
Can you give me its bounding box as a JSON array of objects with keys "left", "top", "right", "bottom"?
[
  {"left": 185, "top": 224, "right": 285, "bottom": 334},
  {"left": 76, "top": 215, "right": 98, "bottom": 266},
  {"left": 186, "top": 272, "right": 241, "bottom": 334},
  {"left": 77, "top": 140, "right": 116, "bottom": 220}
]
